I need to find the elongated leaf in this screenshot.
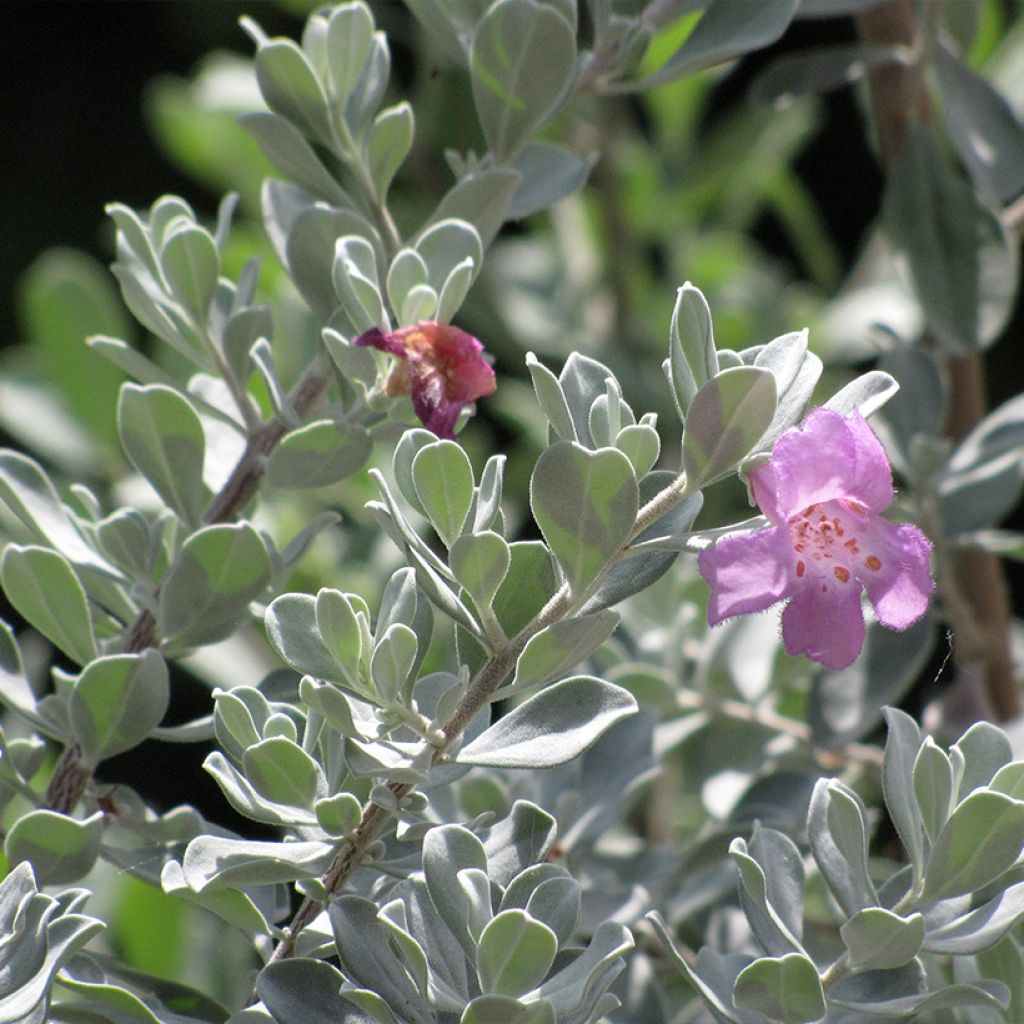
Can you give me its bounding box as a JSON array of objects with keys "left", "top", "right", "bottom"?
[
  {"left": 181, "top": 835, "right": 335, "bottom": 891},
  {"left": 922, "top": 790, "right": 1024, "bottom": 901},
  {"left": 266, "top": 420, "right": 372, "bottom": 488},
  {"left": 412, "top": 441, "right": 474, "bottom": 548},
  {"left": 1, "top": 546, "right": 96, "bottom": 665},
  {"left": 158, "top": 523, "right": 270, "bottom": 649},
  {"left": 470, "top": 0, "right": 576, "bottom": 162},
  {"left": 507, "top": 610, "right": 619, "bottom": 694},
  {"left": 118, "top": 384, "right": 208, "bottom": 526},
  {"left": 667, "top": 282, "right": 718, "bottom": 421},
  {"left": 682, "top": 367, "right": 777, "bottom": 488},
  {"left": 69, "top": 649, "right": 169, "bottom": 765},
  {"left": 530, "top": 442, "right": 638, "bottom": 594},
  {"left": 5, "top": 810, "right": 104, "bottom": 886},
  {"left": 457, "top": 676, "right": 637, "bottom": 768}
]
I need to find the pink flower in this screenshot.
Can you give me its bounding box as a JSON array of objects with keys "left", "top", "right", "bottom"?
[
  {"left": 698, "top": 408, "right": 934, "bottom": 671},
  {"left": 354, "top": 321, "right": 496, "bottom": 439}
]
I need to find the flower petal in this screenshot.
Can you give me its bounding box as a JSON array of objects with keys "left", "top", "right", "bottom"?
[
  {"left": 698, "top": 525, "right": 798, "bottom": 625},
  {"left": 781, "top": 582, "right": 866, "bottom": 670},
  {"left": 751, "top": 408, "right": 893, "bottom": 520},
  {"left": 856, "top": 518, "right": 934, "bottom": 630}
]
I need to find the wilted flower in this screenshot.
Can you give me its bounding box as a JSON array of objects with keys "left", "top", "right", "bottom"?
[
  {"left": 698, "top": 407, "right": 933, "bottom": 671},
  {"left": 355, "top": 321, "right": 496, "bottom": 439}
]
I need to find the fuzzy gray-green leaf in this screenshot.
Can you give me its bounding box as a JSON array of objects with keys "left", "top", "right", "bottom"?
[{"left": 530, "top": 442, "right": 638, "bottom": 594}]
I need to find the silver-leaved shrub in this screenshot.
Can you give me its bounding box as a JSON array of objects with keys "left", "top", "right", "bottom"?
[{"left": 2, "top": 2, "right": 1024, "bottom": 1022}]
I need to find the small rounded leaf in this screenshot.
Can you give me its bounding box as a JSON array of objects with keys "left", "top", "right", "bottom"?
[
  {"left": 733, "top": 953, "right": 826, "bottom": 1024},
  {"left": 412, "top": 440, "right": 475, "bottom": 548},
  {"left": 5, "top": 810, "right": 104, "bottom": 885},
  {"left": 450, "top": 531, "right": 511, "bottom": 610}
]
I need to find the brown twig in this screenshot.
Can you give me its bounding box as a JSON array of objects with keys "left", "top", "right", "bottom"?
[{"left": 856, "top": 0, "right": 1020, "bottom": 720}]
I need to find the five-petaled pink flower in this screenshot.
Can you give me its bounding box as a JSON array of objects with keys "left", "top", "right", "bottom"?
[
  {"left": 354, "top": 321, "right": 496, "bottom": 439},
  {"left": 698, "top": 408, "right": 933, "bottom": 671}
]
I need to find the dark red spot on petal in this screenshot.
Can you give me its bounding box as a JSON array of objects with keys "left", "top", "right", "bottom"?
[{"left": 834, "top": 566, "right": 850, "bottom": 583}]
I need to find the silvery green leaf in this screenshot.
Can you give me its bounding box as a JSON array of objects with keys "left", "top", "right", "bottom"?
[
  {"left": 732, "top": 824, "right": 806, "bottom": 953},
  {"left": 729, "top": 838, "right": 804, "bottom": 959},
  {"left": 991, "top": 761, "right": 1024, "bottom": 800},
  {"left": 239, "top": 112, "right": 349, "bottom": 206},
  {"left": 204, "top": 750, "right": 316, "bottom": 826},
  {"left": 285, "top": 205, "right": 383, "bottom": 322},
  {"left": 482, "top": 801, "right": 557, "bottom": 887},
  {"left": 913, "top": 738, "right": 953, "bottom": 843},
  {"left": 412, "top": 440, "right": 475, "bottom": 548},
  {"left": 0, "top": 452, "right": 117, "bottom": 577},
  {"left": 328, "top": 897, "right": 434, "bottom": 1024},
  {"left": 423, "top": 824, "right": 489, "bottom": 959},
  {"left": 935, "top": 43, "right": 1024, "bottom": 206},
  {"left": 391, "top": 428, "right": 437, "bottom": 514},
  {"left": 117, "top": 383, "right": 209, "bottom": 526},
  {"left": 315, "top": 792, "right": 363, "bottom": 836},
  {"left": 615, "top": 424, "right": 660, "bottom": 478},
  {"left": 386, "top": 249, "right": 429, "bottom": 324},
  {"left": 952, "top": 720, "right": 1012, "bottom": 800},
  {"left": 371, "top": 623, "right": 418, "bottom": 705},
  {"left": 315, "top": 589, "right": 365, "bottom": 685},
  {"left": 457, "top": 676, "right": 637, "bottom": 768},
  {"left": 840, "top": 907, "right": 925, "bottom": 971},
  {"left": 977, "top": 935, "right": 1024, "bottom": 1023},
  {"left": 646, "top": 915, "right": 751, "bottom": 1024},
  {"left": 587, "top": 381, "right": 633, "bottom": 449},
  {"left": 667, "top": 282, "right": 718, "bottom": 421},
  {"left": 435, "top": 257, "right": 475, "bottom": 324},
  {"left": 463, "top": 996, "right": 555, "bottom": 1024},
  {"left": 160, "top": 224, "right": 220, "bottom": 322},
  {"left": 532, "top": 919, "right": 633, "bottom": 1015},
  {"left": 451, "top": 531, "right": 511, "bottom": 611},
  {"left": 368, "top": 102, "right": 414, "bottom": 200},
  {"left": 823, "top": 369, "right": 899, "bottom": 418},
  {"left": 628, "top": 0, "right": 799, "bottom": 91},
  {"left": 243, "top": 737, "right": 321, "bottom": 810},
  {"left": 922, "top": 790, "right": 1024, "bottom": 901},
  {"left": 334, "top": 235, "right": 387, "bottom": 332},
  {"left": 507, "top": 142, "right": 598, "bottom": 220},
  {"left": 0, "top": 620, "right": 56, "bottom": 734},
  {"left": 221, "top": 303, "right": 271, "bottom": 385},
  {"left": 300, "top": 677, "right": 374, "bottom": 740},
  {"left": 87, "top": 334, "right": 179, "bottom": 389},
  {"left": 809, "top": 617, "right": 934, "bottom": 746},
  {"left": 829, "top": 978, "right": 1008, "bottom": 1017},
  {"left": 253, "top": 37, "right": 333, "bottom": 146},
  {"left": 474, "top": 453, "right": 506, "bottom": 533},
  {"left": 807, "top": 778, "right": 876, "bottom": 917},
  {"left": 68, "top": 649, "right": 169, "bottom": 766},
  {"left": 882, "top": 706, "right": 927, "bottom": 882},
  {"left": 423, "top": 167, "right": 523, "bottom": 248},
  {"left": 526, "top": 353, "right": 576, "bottom": 442},
  {"left": 470, "top": 0, "right": 576, "bottom": 163},
  {"left": 416, "top": 217, "right": 483, "bottom": 299},
  {"left": 477, "top": 910, "right": 557, "bottom": 997},
  {"left": 266, "top": 420, "right": 372, "bottom": 489},
  {"left": 924, "top": 879, "right": 1024, "bottom": 954},
  {"left": 948, "top": 392, "right": 1024, "bottom": 472},
  {"left": 160, "top": 860, "right": 274, "bottom": 937},
  {"left": 257, "top": 957, "right": 365, "bottom": 1024},
  {"left": 584, "top": 472, "right": 701, "bottom": 611},
  {"left": 344, "top": 735, "right": 431, "bottom": 783},
  {"left": 749, "top": 329, "right": 822, "bottom": 453},
  {"left": 326, "top": 2, "right": 376, "bottom": 106},
  {"left": 4, "top": 810, "right": 103, "bottom": 886},
  {"left": 181, "top": 835, "right": 335, "bottom": 892},
  {"left": 505, "top": 610, "right": 619, "bottom": 696},
  {"left": 884, "top": 125, "right": 1018, "bottom": 353},
  {"left": 558, "top": 352, "right": 615, "bottom": 448},
  {"left": 530, "top": 442, "right": 638, "bottom": 594},
  {"left": 268, "top": 594, "right": 368, "bottom": 698},
  {"left": 682, "top": 367, "right": 777, "bottom": 488},
  {"left": 0, "top": 546, "right": 96, "bottom": 665},
  {"left": 524, "top": 876, "right": 579, "bottom": 947},
  {"left": 732, "top": 953, "right": 824, "bottom": 1024},
  {"left": 159, "top": 523, "right": 270, "bottom": 649},
  {"left": 346, "top": 31, "right": 391, "bottom": 138}
]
